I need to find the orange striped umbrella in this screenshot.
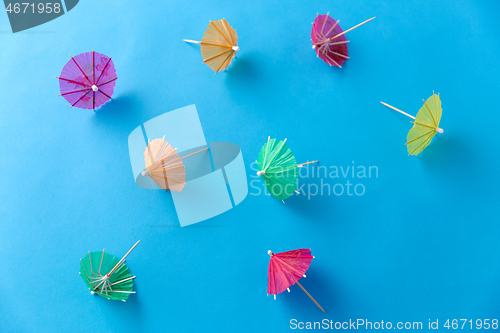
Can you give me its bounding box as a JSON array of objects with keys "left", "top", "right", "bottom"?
[{"left": 184, "top": 19, "right": 239, "bottom": 73}]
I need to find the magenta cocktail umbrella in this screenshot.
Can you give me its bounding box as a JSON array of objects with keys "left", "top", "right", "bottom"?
[
  {"left": 57, "top": 51, "right": 117, "bottom": 111},
  {"left": 311, "top": 13, "right": 375, "bottom": 68}
]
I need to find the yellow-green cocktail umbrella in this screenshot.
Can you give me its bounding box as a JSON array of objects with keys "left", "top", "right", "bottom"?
[{"left": 381, "top": 92, "right": 443, "bottom": 156}]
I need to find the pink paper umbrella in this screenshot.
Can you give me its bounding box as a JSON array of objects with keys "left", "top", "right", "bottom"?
[
  {"left": 267, "top": 249, "right": 325, "bottom": 312},
  {"left": 57, "top": 51, "right": 117, "bottom": 111},
  {"left": 311, "top": 13, "right": 375, "bottom": 68}
]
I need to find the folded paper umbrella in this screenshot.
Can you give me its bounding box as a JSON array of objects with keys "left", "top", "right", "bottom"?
[
  {"left": 380, "top": 92, "right": 443, "bottom": 156},
  {"left": 57, "top": 50, "right": 117, "bottom": 111},
  {"left": 79, "top": 240, "right": 140, "bottom": 302},
  {"left": 141, "top": 136, "right": 208, "bottom": 191},
  {"left": 256, "top": 137, "right": 318, "bottom": 203},
  {"left": 311, "top": 13, "right": 375, "bottom": 67},
  {"left": 184, "top": 18, "right": 239, "bottom": 73},
  {"left": 268, "top": 249, "right": 325, "bottom": 313}
]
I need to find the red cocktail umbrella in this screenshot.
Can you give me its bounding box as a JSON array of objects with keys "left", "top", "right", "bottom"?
[
  {"left": 267, "top": 249, "right": 325, "bottom": 312},
  {"left": 57, "top": 50, "right": 117, "bottom": 111},
  {"left": 311, "top": 13, "right": 375, "bottom": 68}
]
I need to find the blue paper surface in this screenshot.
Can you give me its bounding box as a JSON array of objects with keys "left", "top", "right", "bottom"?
[
  {"left": 1, "top": 0, "right": 500, "bottom": 332},
  {"left": 172, "top": 169, "right": 233, "bottom": 227}
]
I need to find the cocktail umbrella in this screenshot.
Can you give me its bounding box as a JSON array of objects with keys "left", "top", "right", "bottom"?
[
  {"left": 380, "top": 92, "right": 443, "bottom": 156},
  {"left": 268, "top": 249, "right": 325, "bottom": 313},
  {"left": 256, "top": 137, "right": 318, "bottom": 203},
  {"left": 311, "top": 13, "right": 375, "bottom": 68},
  {"left": 141, "top": 136, "right": 208, "bottom": 191},
  {"left": 79, "top": 240, "right": 140, "bottom": 302},
  {"left": 184, "top": 19, "right": 239, "bottom": 73},
  {"left": 57, "top": 50, "right": 117, "bottom": 111}
]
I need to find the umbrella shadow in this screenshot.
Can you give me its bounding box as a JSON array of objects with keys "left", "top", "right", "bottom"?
[
  {"left": 92, "top": 285, "right": 145, "bottom": 330},
  {"left": 225, "top": 51, "right": 292, "bottom": 115},
  {"left": 285, "top": 191, "right": 339, "bottom": 223},
  {"left": 419, "top": 131, "right": 480, "bottom": 187},
  {"left": 280, "top": 166, "right": 344, "bottom": 224},
  {"left": 225, "top": 52, "right": 261, "bottom": 81},
  {"left": 91, "top": 93, "right": 143, "bottom": 129},
  {"left": 280, "top": 266, "right": 340, "bottom": 316},
  {"left": 419, "top": 132, "right": 460, "bottom": 162},
  {"left": 330, "top": 59, "right": 350, "bottom": 76},
  {"left": 224, "top": 51, "right": 275, "bottom": 96}
]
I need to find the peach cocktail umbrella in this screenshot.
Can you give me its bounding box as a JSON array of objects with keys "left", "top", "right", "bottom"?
[{"left": 141, "top": 136, "right": 208, "bottom": 191}]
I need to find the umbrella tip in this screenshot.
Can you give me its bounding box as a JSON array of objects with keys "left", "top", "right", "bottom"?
[
  {"left": 257, "top": 170, "right": 265, "bottom": 176},
  {"left": 141, "top": 171, "right": 151, "bottom": 177},
  {"left": 312, "top": 45, "right": 316, "bottom": 49},
  {"left": 436, "top": 127, "right": 444, "bottom": 134},
  {"left": 232, "top": 45, "right": 240, "bottom": 51},
  {"left": 268, "top": 250, "right": 273, "bottom": 256},
  {"left": 92, "top": 85, "right": 99, "bottom": 92}
]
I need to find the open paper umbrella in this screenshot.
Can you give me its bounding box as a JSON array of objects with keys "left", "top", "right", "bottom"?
[
  {"left": 57, "top": 50, "right": 117, "bottom": 111},
  {"left": 256, "top": 137, "right": 318, "bottom": 203},
  {"left": 268, "top": 249, "right": 325, "bottom": 313},
  {"left": 184, "top": 19, "right": 239, "bottom": 73},
  {"left": 141, "top": 136, "right": 208, "bottom": 191},
  {"left": 381, "top": 92, "right": 443, "bottom": 156},
  {"left": 79, "top": 240, "right": 140, "bottom": 302},
  {"left": 311, "top": 13, "right": 375, "bottom": 68}
]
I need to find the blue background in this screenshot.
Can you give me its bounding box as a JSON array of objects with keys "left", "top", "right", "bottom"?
[{"left": 1, "top": 0, "right": 500, "bottom": 332}]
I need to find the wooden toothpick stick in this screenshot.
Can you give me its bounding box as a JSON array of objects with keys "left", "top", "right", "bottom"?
[
  {"left": 107, "top": 240, "right": 141, "bottom": 277},
  {"left": 328, "top": 17, "right": 375, "bottom": 41},
  {"left": 181, "top": 147, "right": 209, "bottom": 160},
  {"left": 380, "top": 101, "right": 415, "bottom": 120},
  {"left": 296, "top": 281, "right": 325, "bottom": 313},
  {"left": 298, "top": 161, "right": 319, "bottom": 167}
]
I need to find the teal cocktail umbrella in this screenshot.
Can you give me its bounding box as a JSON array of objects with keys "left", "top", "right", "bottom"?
[
  {"left": 79, "top": 240, "right": 140, "bottom": 302},
  {"left": 256, "top": 137, "right": 318, "bottom": 203}
]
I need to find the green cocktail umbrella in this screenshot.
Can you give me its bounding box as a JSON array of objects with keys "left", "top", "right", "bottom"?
[
  {"left": 381, "top": 92, "right": 443, "bottom": 156},
  {"left": 79, "top": 240, "right": 140, "bottom": 302},
  {"left": 256, "top": 137, "right": 318, "bottom": 202}
]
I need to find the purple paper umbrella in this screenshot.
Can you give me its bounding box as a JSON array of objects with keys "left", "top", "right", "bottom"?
[
  {"left": 311, "top": 13, "right": 375, "bottom": 68},
  {"left": 57, "top": 51, "right": 117, "bottom": 111}
]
